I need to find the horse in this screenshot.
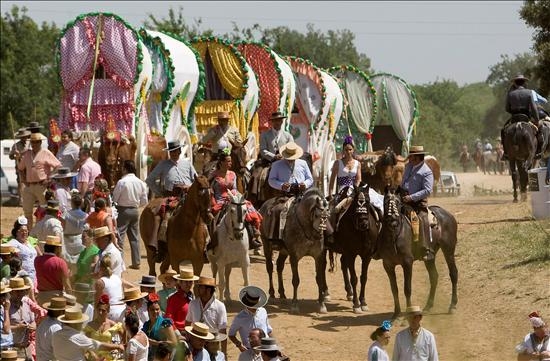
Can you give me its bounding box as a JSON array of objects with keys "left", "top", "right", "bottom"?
[
  {"left": 163, "top": 175, "right": 213, "bottom": 276},
  {"left": 259, "top": 188, "right": 330, "bottom": 313},
  {"left": 97, "top": 131, "right": 137, "bottom": 189},
  {"left": 502, "top": 120, "right": 537, "bottom": 202},
  {"left": 473, "top": 145, "right": 483, "bottom": 172},
  {"left": 207, "top": 192, "right": 250, "bottom": 302},
  {"left": 378, "top": 187, "right": 458, "bottom": 320},
  {"left": 229, "top": 139, "right": 251, "bottom": 196},
  {"left": 424, "top": 155, "right": 441, "bottom": 194},
  {"left": 323, "top": 185, "right": 379, "bottom": 313},
  {"left": 481, "top": 150, "right": 504, "bottom": 175}
]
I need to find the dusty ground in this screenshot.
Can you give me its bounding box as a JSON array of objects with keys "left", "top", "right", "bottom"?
[{"left": 1, "top": 171, "right": 549, "bottom": 361}]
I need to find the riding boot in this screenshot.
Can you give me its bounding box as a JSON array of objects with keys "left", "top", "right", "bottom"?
[
  {"left": 246, "top": 223, "right": 262, "bottom": 250},
  {"left": 422, "top": 226, "right": 435, "bottom": 262}
]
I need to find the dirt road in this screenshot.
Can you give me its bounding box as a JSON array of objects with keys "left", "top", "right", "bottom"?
[{"left": 1, "top": 171, "right": 549, "bottom": 360}]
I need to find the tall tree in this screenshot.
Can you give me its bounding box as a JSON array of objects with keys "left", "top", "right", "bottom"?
[
  {"left": 520, "top": 0, "right": 550, "bottom": 96},
  {"left": 144, "top": 6, "right": 213, "bottom": 38},
  {"left": 0, "top": 6, "right": 60, "bottom": 138}
]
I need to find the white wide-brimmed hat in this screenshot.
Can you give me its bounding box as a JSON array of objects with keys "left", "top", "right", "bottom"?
[
  {"left": 184, "top": 322, "right": 215, "bottom": 340},
  {"left": 254, "top": 337, "right": 282, "bottom": 352},
  {"left": 173, "top": 267, "right": 199, "bottom": 282}
]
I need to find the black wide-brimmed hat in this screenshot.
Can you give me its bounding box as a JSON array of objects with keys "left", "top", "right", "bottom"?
[
  {"left": 52, "top": 167, "right": 78, "bottom": 179},
  {"left": 512, "top": 74, "right": 529, "bottom": 82},
  {"left": 270, "top": 111, "right": 287, "bottom": 120},
  {"left": 163, "top": 140, "right": 183, "bottom": 152},
  {"left": 26, "top": 121, "right": 43, "bottom": 133}
]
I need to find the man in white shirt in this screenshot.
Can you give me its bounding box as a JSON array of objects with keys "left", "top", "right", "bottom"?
[
  {"left": 112, "top": 160, "right": 148, "bottom": 269},
  {"left": 52, "top": 167, "right": 79, "bottom": 213},
  {"left": 238, "top": 328, "right": 265, "bottom": 361},
  {"left": 93, "top": 226, "right": 125, "bottom": 277},
  {"left": 56, "top": 130, "right": 80, "bottom": 188},
  {"left": 36, "top": 296, "right": 67, "bottom": 361},
  {"left": 393, "top": 306, "right": 438, "bottom": 361}
]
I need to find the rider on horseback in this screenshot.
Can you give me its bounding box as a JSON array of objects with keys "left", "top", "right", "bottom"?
[
  {"left": 502, "top": 74, "right": 542, "bottom": 160},
  {"left": 400, "top": 145, "right": 435, "bottom": 262},
  {"left": 145, "top": 140, "right": 198, "bottom": 262},
  {"left": 198, "top": 111, "right": 242, "bottom": 160}
]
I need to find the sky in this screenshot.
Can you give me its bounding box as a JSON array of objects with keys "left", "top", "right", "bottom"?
[{"left": 1, "top": 1, "right": 536, "bottom": 86}]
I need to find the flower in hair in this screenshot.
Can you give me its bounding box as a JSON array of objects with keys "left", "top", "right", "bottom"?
[
  {"left": 381, "top": 320, "right": 392, "bottom": 331},
  {"left": 221, "top": 148, "right": 231, "bottom": 156},
  {"left": 99, "top": 293, "right": 110, "bottom": 304},
  {"left": 343, "top": 135, "right": 354, "bottom": 146},
  {"left": 148, "top": 292, "right": 160, "bottom": 303}
]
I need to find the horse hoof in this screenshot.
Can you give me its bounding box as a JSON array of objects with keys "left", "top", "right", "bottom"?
[
  {"left": 279, "top": 294, "right": 287, "bottom": 300},
  {"left": 353, "top": 307, "right": 362, "bottom": 314},
  {"left": 323, "top": 295, "right": 331, "bottom": 302},
  {"left": 513, "top": 198, "right": 518, "bottom": 203},
  {"left": 319, "top": 304, "right": 328, "bottom": 314},
  {"left": 346, "top": 295, "right": 353, "bottom": 301},
  {"left": 361, "top": 305, "right": 369, "bottom": 312},
  {"left": 448, "top": 306, "right": 457, "bottom": 314}
]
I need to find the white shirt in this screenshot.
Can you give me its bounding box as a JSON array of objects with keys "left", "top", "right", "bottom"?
[
  {"left": 112, "top": 173, "right": 148, "bottom": 208},
  {"left": 238, "top": 349, "right": 263, "bottom": 361},
  {"left": 126, "top": 333, "right": 149, "bottom": 361},
  {"left": 368, "top": 341, "right": 390, "bottom": 361},
  {"left": 56, "top": 141, "right": 80, "bottom": 170},
  {"left": 186, "top": 295, "right": 227, "bottom": 334},
  {"left": 229, "top": 307, "right": 272, "bottom": 349},
  {"left": 393, "top": 327, "right": 439, "bottom": 361},
  {"left": 95, "top": 242, "right": 125, "bottom": 277},
  {"left": 52, "top": 325, "right": 100, "bottom": 361},
  {"left": 516, "top": 332, "right": 550, "bottom": 360},
  {"left": 36, "top": 316, "right": 62, "bottom": 361},
  {"left": 55, "top": 186, "right": 72, "bottom": 213}
]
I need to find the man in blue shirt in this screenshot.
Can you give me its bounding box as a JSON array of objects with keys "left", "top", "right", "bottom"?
[
  {"left": 268, "top": 142, "right": 313, "bottom": 194},
  {"left": 401, "top": 145, "right": 434, "bottom": 262}
]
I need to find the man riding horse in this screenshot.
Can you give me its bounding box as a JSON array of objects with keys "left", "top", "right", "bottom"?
[
  {"left": 249, "top": 112, "right": 294, "bottom": 203},
  {"left": 145, "top": 140, "right": 198, "bottom": 262},
  {"left": 197, "top": 111, "right": 242, "bottom": 172},
  {"left": 502, "top": 74, "right": 545, "bottom": 160}
]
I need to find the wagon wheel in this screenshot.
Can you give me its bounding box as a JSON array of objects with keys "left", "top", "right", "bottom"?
[
  {"left": 320, "top": 142, "right": 336, "bottom": 197},
  {"left": 244, "top": 131, "right": 257, "bottom": 169},
  {"left": 175, "top": 126, "right": 193, "bottom": 163},
  {"left": 136, "top": 117, "right": 149, "bottom": 181}
]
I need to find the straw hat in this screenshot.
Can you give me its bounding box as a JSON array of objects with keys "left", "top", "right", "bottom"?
[
  {"left": 239, "top": 286, "right": 268, "bottom": 309},
  {"left": 217, "top": 111, "right": 230, "bottom": 120},
  {"left": 137, "top": 275, "right": 159, "bottom": 288},
  {"left": 196, "top": 276, "right": 217, "bottom": 288},
  {"left": 254, "top": 337, "right": 282, "bottom": 352},
  {"left": 120, "top": 287, "right": 148, "bottom": 303},
  {"left": 39, "top": 235, "right": 62, "bottom": 247},
  {"left": 1, "top": 349, "right": 24, "bottom": 361},
  {"left": 64, "top": 294, "right": 82, "bottom": 309},
  {"left": 0, "top": 283, "right": 12, "bottom": 294},
  {"left": 173, "top": 268, "right": 199, "bottom": 282},
  {"left": 52, "top": 167, "right": 78, "bottom": 179},
  {"left": 158, "top": 269, "right": 178, "bottom": 283},
  {"left": 42, "top": 296, "right": 68, "bottom": 311},
  {"left": 407, "top": 145, "right": 428, "bottom": 157},
  {"left": 279, "top": 142, "right": 303, "bottom": 160},
  {"left": 57, "top": 306, "right": 89, "bottom": 323},
  {"left": 405, "top": 305, "right": 423, "bottom": 316},
  {"left": 210, "top": 331, "right": 228, "bottom": 342},
  {"left": 0, "top": 245, "right": 19, "bottom": 256},
  {"left": 184, "top": 322, "right": 215, "bottom": 340},
  {"left": 9, "top": 277, "right": 30, "bottom": 291},
  {"left": 92, "top": 226, "right": 113, "bottom": 239},
  {"left": 30, "top": 132, "right": 46, "bottom": 141},
  {"left": 14, "top": 128, "right": 31, "bottom": 139}
]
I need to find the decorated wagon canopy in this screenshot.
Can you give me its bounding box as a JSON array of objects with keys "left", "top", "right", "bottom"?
[
  {"left": 237, "top": 42, "right": 296, "bottom": 133},
  {"left": 370, "top": 73, "right": 418, "bottom": 155},
  {"left": 190, "top": 36, "right": 260, "bottom": 141},
  {"left": 56, "top": 12, "right": 152, "bottom": 135},
  {"left": 329, "top": 65, "right": 378, "bottom": 154}
]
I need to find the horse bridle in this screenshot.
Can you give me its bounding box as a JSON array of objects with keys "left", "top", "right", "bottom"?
[
  {"left": 295, "top": 195, "right": 329, "bottom": 240},
  {"left": 229, "top": 199, "right": 246, "bottom": 232},
  {"left": 354, "top": 189, "right": 371, "bottom": 231}
]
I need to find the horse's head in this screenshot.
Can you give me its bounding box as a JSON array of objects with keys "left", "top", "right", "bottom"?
[
  {"left": 189, "top": 175, "right": 213, "bottom": 223},
  {"left": 100, "top": 131, "right": 137, "bottom": 188},
  {"left": 229, "top": 138, "right": 249, "bottom": 176},
  {"left": 383, "top": 186, "right": 402, "bottom": 227},
  {"left": 352, "top": 185, "right": 372, "bottom": 231},
  {"left": 377, "top": 146, "right": 398, "bottom": 188},
  {"left": 226, "top": 192, "right": 247, "bottom": 239},
  {"left": 297, "top": 188, "right": 330, "bottom": 235}
]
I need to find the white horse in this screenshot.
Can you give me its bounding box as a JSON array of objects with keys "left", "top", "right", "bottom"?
[{"left": 207, "top": 192, "right": 250, "bottom": 302}]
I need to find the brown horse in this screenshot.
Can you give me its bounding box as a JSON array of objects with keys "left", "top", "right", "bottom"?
[
  {"left": 97, "top": 131, "right": 137, "bottom": 189},
  {"left": 229, "top": 139, "right": 251, "bottom": 196},
  {"left": 139, "top": 198, "right": 167, "bottom": 276},
  {"left": 163, "top": 175, "right": 213, "bottom": 276},
  {"left": 147, "top": 134, "right": 168, "bottom": 174}
]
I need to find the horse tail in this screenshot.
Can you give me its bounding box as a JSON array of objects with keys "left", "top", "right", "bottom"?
[{"left": 328, "top": 250, "right": 335, "bottom": 273}]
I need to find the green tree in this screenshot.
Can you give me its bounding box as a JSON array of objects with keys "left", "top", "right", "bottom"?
[
  {"left": 520, "top": 0, "right": 550, "bottom": 96},
  {"left": 0, "top": 6, "right": 60, "bottom": 138},
  {"left": 144, "top": 6, "right": 213, "bottom": 38}
]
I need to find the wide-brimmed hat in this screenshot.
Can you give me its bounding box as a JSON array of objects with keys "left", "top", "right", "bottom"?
[
  {"left": 42, "top": 296, "right": 68, "bottom": 311},
  {"left": 92, "top": 226, "right": 113, "bottom": 239},
  {"left": 0, "top": 245, "right": 19, "bottom": 256},
  {"left": 0, "top": 283, "right": 12, "bottom": 294},
  {"left": 184, "top": 322, "right": 215, "bottom": 340},
  {"left": 120, "top": 287, "right": 148, "bottom": 303},
  {"left": 14, "top": 128, "right": 31, "bottom": 139},
  {"left": 26, "top": 121, "right": 43, "bottom": 133},
  {"left": 64, "top": 294, "right": 82, "bottom": 309},
  {"left": 39, "top": 235, "right": 62, "bottom": 247},
  {"left": 239, "top": 286, "right": 268, "bottom": 309},
  {"left": 30, "top": 132, "right": 46, "bottom": 141},
  {"left": 158, "top": 269, "right": 178, "bottom": 283},
  {"left": 163, "top": 140, "right": 182, "bottom": 152},
  {"left": 512, "top": 74, "right": 529, "bottom": 82},
  {"left": 407, "top": 145, "right": 428, "bottom": 157},
  {"left": 52, "top": 167, "right": 78, "bottom": 179},
  {"left": 138, "top": 275, "right": 159, "bottom": 288},
  {"left": 405, "top": 305, "right": 423, "bottom": 316},
  {"left": 9, "top": 277, "right": 30, "bottom": 291},
  {"left": 196, "top": 276, "right": 217, "bottom": 288},
  {"left": 254, "top": 337, "right": 282, "bottom": 352},
  {"left": 173, "top": 268, "right": 199, "bottom": 281},
  {"left": 217, "top": 111, "right": 230, "bottom": 120},
  {"left": 279, "top": 142, "right": 303, "bottom": 161},
  {"left": 270, "top": 111, "right": 287, "bottom": 121},
  {"left": 73, "top": 282, "right": 95, "bottom": 302},
  {"left": 57, "top": 306, "right": 89, "bottom": 323},
  {"left": 209, "top": 331, "right": 228, "bottom": 342},
  {"left": 1, "top": 349, "right": 25, "bottom": 361},
  {"left": 46, "top": 199, "right": 59, "bottom": 210}
]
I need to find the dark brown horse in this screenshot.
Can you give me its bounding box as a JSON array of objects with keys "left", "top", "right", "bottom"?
[
  {"left": 229, "top": 139, "right": 251, "bottom": 196},
  {"left": 502, "top": 120, "right": 537, "bottom": 202},
  {"left": 259, "top": 188, "right": 330, "bottom": 313},
  {"left": 97, "top": 131, "right": 137, "bottom": 189},
  {"left": 378, "top": 187, "right": 458, "bottom": 320},
  {"left": 163, "top": 175, "right": 213, "bottom": 276},
  {"left": 323, "top": 185, "right": 379, "bottom": 313}
]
